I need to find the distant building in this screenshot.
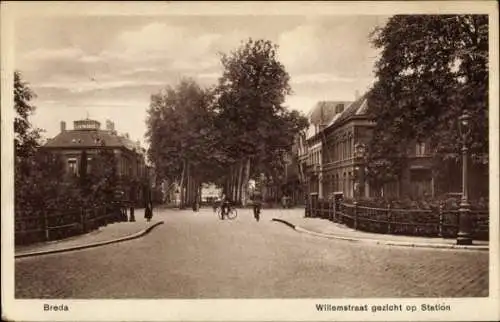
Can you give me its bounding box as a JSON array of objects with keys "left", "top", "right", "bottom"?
[
  {"left": 42, "top": 118, "right": 149, "bottom": 204},
  {"left": 201, "top": 183, "right": 222, "bottom": 203}
]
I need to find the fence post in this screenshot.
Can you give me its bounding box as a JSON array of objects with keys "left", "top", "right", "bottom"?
[
  {"left": 333, "top": 199, "right": 337, "bottom": 222},
  {"left": 353, "top": 201, "right": 358, "bottom": 230},
  {"left": 44, "top": 211, "right": 49, "bottom": 241},
  {"left": 329, "top": 200, "right": 333, "bottom": 221},
  {"left": 438, "top": 203, "right": 444, "bottom": 237},
  {"left": 81, "top": 208, "right": 87, "bottom": 233},
  {"left": 387, "top": 203, "right": 392, "bottom": 234},
  {"left": 93, "top": 207, "right": 98, "bottom": 230}
]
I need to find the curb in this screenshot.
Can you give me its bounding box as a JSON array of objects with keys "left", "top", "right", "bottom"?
[
  {"left": 15, "top": 221, "right": 164, "bottom": 259},
  {"left": 271, "top": 218, "right": 489, "bottom": 251}
]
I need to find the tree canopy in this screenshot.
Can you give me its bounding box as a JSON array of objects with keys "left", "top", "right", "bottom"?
[
  {"left": 365, "top": 15, "right": 488, "bottom": 185},
  {"left": 145, "top": 38, "right": 309, "bottom": 204}
]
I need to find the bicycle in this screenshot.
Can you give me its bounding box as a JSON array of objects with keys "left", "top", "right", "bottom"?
[{"left": 217, "top": 205, "right": 237, "bottom": 220}]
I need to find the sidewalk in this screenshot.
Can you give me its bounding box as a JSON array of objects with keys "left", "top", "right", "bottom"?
[
  {"left": 272, "top": 210, "right": 489, "bottom": 251},
  {"left": 15, "top": 208, "right": 164, "bottom": 258}
]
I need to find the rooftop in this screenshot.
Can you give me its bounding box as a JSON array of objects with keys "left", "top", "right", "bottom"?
[
  {"left": 44, "top": 118, "right": 144, "bottom": 153},
  {"left": 305, "top": 94, "right": 370, "bottom": 140}
]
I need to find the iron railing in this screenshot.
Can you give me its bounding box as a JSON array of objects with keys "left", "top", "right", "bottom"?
[
  {"left": 15, "top": 203, "right": 129, "bottom": 245},
  {"left": 308, "top": 200, "right": 489, "bottom": 240}
]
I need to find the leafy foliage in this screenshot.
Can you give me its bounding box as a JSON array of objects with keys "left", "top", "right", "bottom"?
[
  {"left": 146, "top": 79, "right": 219, "bottom": 183},
  {"left": 146, "top": 39, "right": 309, "bottom": 198},
  {"left": 88, "top": 148, "right": 119, "bottom": 206},
  {"left": 366, "top": 15, "right": 488, "bottom": 185},
  {"left": 14, "top": 71, "right": 42, "bottom": 161},
  {"left": 214, "top": 38, "right": 308, "bottom": 179}
]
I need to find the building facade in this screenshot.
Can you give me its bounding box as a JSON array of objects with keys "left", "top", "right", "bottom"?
[
  {"left": 300, "top": 94, "right": 454, "bottom": 201},
  {"left": 42, "top": 118, "right": 149, "bottom": 205}
]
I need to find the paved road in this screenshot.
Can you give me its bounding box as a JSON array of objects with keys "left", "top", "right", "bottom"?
[{"left": 15, "top": 208, "right": 488, "bottom": 298}]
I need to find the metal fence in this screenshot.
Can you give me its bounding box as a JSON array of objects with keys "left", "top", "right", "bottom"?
[
  {"left": 308, "top": 200, "right": 489, "bottom": 240},
  {"left": 15, "top": 203, "right": 129, "bottom": 245}
]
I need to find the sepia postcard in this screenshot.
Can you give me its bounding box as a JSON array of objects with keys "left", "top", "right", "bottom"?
[{"left": 1, "top": 1, "right": 499, "bottom": 321}]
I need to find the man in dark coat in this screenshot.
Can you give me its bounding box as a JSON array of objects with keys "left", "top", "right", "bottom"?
[
  {"left": 144, "top": 189, "right": 153, "bottom": 222},
  {"left": 252, "top": 191, "right": 262, "bottom": 221}
]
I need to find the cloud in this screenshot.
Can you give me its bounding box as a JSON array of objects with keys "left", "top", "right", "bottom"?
[
  {"left": 16, "top": 16, "right": 388, "bottom": 143},
  {"left": 36, "top": 78, "right": 165, "bottom": 93},
  {"left": 278, "top": 24, "right": 323, "bottom": 74},
  {"left": 22, "top": 47, "right": 84, "bottom": 61},
  {"left": 291, "top": 73, "right": 361, "bottom": 84},
  {"left": 105, "top": 23, "right": 223, "bottom": 66}
]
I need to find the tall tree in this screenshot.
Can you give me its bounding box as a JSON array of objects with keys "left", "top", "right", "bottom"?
[
  {"left": 14, "top": 72, "right": 79, "bottom": 216},
  {"left": 366, "top": 15, "right": 488, "bottom": 192},
  {"left": 14, "top": 71, "right": 42, "bottom": 179},
  {"left": 146, "top": 79, "right": 219, "bottom": 206},
  {"left": 215, "top": 38, "right": 308, "bottom": 203}
]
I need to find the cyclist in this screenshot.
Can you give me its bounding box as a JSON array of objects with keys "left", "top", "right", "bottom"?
[
  {"left": 252, "top": 191, "right": 262, "bottom": 222},
  {"left": 219, "top": 193, "right": 232, "bottom": 220}
]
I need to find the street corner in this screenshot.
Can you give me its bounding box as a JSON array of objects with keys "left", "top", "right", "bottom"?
[{"left": 15, "top": 220, "right": 165, "bottom": 259}]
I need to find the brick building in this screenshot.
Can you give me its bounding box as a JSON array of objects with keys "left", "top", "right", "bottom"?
[
  {"left": 42, "top": 118, "right": 149, "bottom": 205},
  {"left": 300, "top": 93, "right": 469, "bottom": 202}
]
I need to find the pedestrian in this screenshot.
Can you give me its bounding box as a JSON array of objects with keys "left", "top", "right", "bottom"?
[
  {"left": 252, "top": 191, "right": 262, "bottom": 222},
  {"left": 144, "top": 189, "right": 153, "bottom": 222}
]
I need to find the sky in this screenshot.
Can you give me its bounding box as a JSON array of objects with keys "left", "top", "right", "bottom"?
[{"left": 15, "top": 15, "right": 389, "bottom": 147}]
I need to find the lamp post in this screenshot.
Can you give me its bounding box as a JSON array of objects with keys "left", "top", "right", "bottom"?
[{"left": 457, "top": 110, "right": 472, "bottom": 245}]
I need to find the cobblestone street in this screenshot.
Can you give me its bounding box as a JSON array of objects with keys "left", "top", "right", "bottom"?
[{"left": 15, "top": 208, "right": 489, "bottom": 298}]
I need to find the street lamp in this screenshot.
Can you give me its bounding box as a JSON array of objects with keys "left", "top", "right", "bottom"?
[{"left": 457, "top": 110, "right": 472, "bottom": 245}]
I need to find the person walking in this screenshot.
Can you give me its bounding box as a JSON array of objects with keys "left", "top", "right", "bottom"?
[
  {"left": 144, "top": 188, "right": 153, "bottom": 222},
  {"left": 252, "top": 191, "right": 262, "bottom": 222}
]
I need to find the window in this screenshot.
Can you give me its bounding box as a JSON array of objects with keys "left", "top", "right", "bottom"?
[
  {"left": 68, "top": 158, "right": 77, "bottom": 175},
  {"left": 416, "top": 142, "right": 426, "bottom": 157}
]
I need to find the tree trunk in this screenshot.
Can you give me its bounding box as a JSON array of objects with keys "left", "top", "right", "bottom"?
[
  {"left": 241, "top": 158, "right": 251, "bottom": 206},
  {"left": 179, "top": 160, "right": 187, "bottom": 208},
  {"left": 232, "top": 166, "right": 237, "bottom": 202},
  {"left": 261, "top": 175, "right": 267, "bottom": 202},
  {"left": 227, "top": 168, "right": 232, "bottom": 197},
  {"left": 186, "top": 162, "right": 191, "bottom": 206},
  {"left": 236, "top": 160, "right": 244, "bottom": 204}
]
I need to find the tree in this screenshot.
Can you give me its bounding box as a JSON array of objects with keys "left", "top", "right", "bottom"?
[
  {"left": 215, "top": 38, "right": 308, "bottom": 203},
  {"left": 78, "top": 150, "right": 89, "bottom": 193},
  {"left": 146, "top": 79, "right": 217, "bottom": 207},
  {"left": 14, "top": 71, "right": 44, "bottom": 215},
  {"left": 89, "top": 147, "right": 119, "bottom": 206},
  {"left": 366, "top": 15, "right": 488, "bottom": 193},
  {"left": 14, "top": 71, "right": 42, "bottom": 161},
  {"left": 146, "top": 39, "right": 309, "bottom": 207}
]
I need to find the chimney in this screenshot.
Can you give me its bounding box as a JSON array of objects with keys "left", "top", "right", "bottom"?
[
  {"left": 125, "top": 133, "right": 129, "bottom": 139},
  {"left": 106, "top": 119, "right": 115, "bottom": 132},
  {"left": 60, "top": 121, "right": 66, "bottom": 132},
  {"left": 355, "top": 90, "right": 360, "bottom": 100}
]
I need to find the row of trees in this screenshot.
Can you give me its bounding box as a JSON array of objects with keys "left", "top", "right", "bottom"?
[
  {"left": 146, "top": 39, "right": 309, "bottom": 207},
  {"left": 365, "top": 15, "right": 489, "bottom": 196}
]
